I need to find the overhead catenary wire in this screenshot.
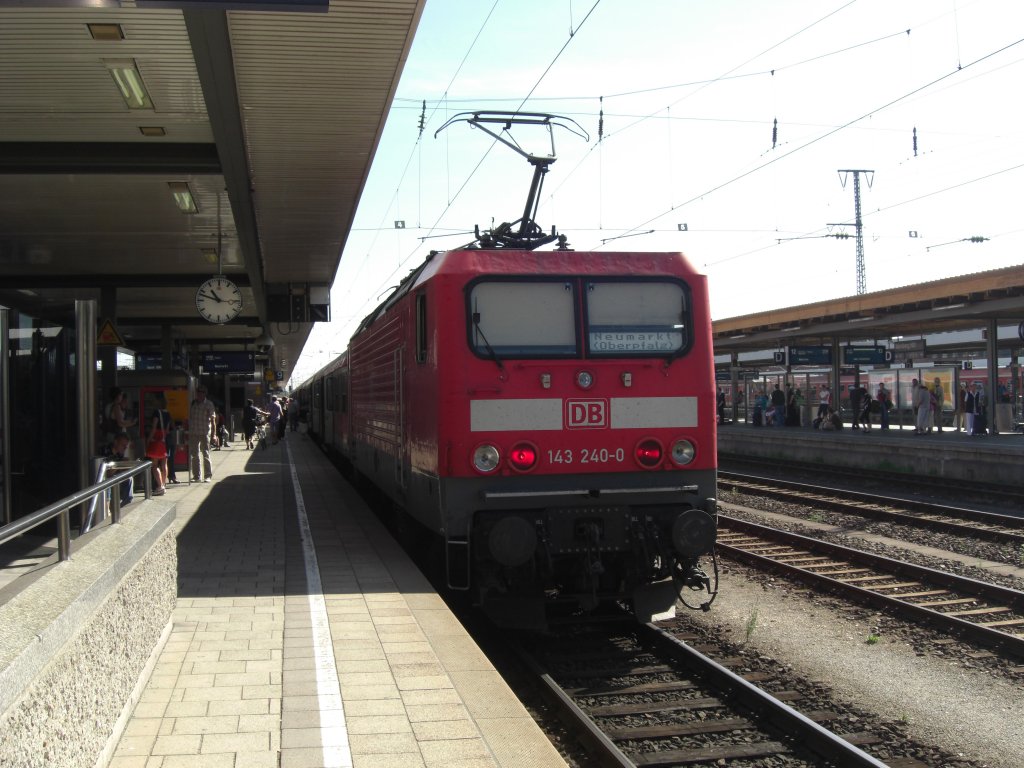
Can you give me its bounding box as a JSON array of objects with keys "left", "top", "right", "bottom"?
[
  {"left": 595, "top": 34, "right": 1024, "bottom": 250},
  {"left": 297, "top": 3, "right": 1022, "bottom": 381},
  {"left": 536, "top": 5, "right": 900, "bottom": 223},
  {"left": 322, "top": 0, "right": 605, "bottom": 356},
  {"left": 703, "top": 159, "right": 1024, "bottom": 270}
]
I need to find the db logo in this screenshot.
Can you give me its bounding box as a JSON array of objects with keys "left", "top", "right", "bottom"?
[{"left": 566, "top": 399, "right": 608, "bottom": 429}]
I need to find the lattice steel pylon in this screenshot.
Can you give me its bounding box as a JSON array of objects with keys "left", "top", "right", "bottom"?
[{"left": 838, "top": 169, "right": 874, "bottom": 295}]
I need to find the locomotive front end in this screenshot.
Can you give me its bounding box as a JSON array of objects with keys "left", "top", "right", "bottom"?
[{"left": 443, "top": 254, "right": 719, "bottom": 628}]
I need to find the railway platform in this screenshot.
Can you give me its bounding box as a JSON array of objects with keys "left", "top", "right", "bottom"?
[
  {"left": 6, "top": 434, "right": 565, "bottom": 768},
  {"left": 717, "top": 420, "right": 1024, "bottom": 486}
]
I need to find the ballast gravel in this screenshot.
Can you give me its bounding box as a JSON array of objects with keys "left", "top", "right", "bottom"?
[{"left": 679, "top": 561, "right": 1024, "bottom": 768}]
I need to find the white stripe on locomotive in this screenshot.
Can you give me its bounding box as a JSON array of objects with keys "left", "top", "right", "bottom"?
[{"left": 469, "top": 397, "right": 698, "bottom": 431}]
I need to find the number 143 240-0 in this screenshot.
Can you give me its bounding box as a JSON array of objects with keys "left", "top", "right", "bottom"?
[{"left": 546, "top": 447, "right": 626, "bottom": 465}]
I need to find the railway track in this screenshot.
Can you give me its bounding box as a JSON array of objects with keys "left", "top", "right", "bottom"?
[
  {"left": 514, "top": 622, "right": 962, "bottom": 768},
  {"left": 717, "top": 514, "right": 1024, "bottom": 658},
  {"left": 718, "top": 471, "right": 1024, "bottom": 546},
  {"left": 719, "top": 454, "right": 1024, "bottom": 511}
]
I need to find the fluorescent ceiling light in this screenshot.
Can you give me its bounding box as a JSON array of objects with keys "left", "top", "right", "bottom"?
[
  {"left": 168, "top": 182, "right": 198, "bottom": 214},
  {"left": 848, "top": 316, "right": 874, "bottom": 323},
  {"left": 139, "top": 126, "right": 165, "bottom": 137},
  {"left": 104, "top": 59, "right": 153, "bottom": 109},
  {"left": 89, "top": 23, "right": 124, "bottom": 41},
  {"left": 932, "top": 303, "right": 965, "bottom": 311},
  {"left": 781, "top": 326, "right": 801, "bottom": 332}
]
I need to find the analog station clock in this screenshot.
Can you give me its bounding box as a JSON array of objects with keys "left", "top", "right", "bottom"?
[{"left": 196, "top": 276, "right": 243, "bottom": 324}]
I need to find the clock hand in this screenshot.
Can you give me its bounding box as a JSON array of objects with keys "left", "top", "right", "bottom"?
[{"left": 197, "top": 291, "right": 220, "bottom": 302}]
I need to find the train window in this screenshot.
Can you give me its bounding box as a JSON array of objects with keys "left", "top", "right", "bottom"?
[
  {"left": 585, "top": 281, "right": 689, "bottom": 356},
  {"left": 468, "top": 280, "right": 577, "bottom": 357}
]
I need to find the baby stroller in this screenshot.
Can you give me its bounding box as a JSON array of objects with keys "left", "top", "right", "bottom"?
[{"left": 254, "top": 417, "right": 269, "bottom": 450}]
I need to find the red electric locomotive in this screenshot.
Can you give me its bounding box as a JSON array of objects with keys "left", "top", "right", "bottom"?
[{"left": 303, "top": 113, "right": 718, "bottom": 627}]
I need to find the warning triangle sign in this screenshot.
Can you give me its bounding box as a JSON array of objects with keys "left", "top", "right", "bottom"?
[{"left": 97, "top": 319, "right": 125, "bottom": 346}]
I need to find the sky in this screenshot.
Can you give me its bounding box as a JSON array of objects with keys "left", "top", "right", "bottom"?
[{"left": 291, "top": 0, "right": 1024, "bottom": 384}]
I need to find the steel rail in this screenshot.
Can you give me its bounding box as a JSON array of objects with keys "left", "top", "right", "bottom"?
[
  {"left": 640, "top": 624, "right": 890, "bottom": 768},
  {"left": 719, "top": 470, "right": 1024, "bottom": 544},
  {"left": 718, "top": 514, "right": 1024, "bottom": 658},
  {"left": 512, "top": 641, "right": 635, "bottom": 768},
  {"left": 720, "top": 453, "right": 1024, "bottom": 507}
]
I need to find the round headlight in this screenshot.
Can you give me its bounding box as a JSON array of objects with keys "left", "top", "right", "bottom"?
[
  {"left": 472, "top": 444, "right": 500, "bottom": 473},
  {"left": 576, "top": 370, "right": 594, "bottom": 389},
  {"left": 670, "top": 439, "right": 696, "bottom": 466}
]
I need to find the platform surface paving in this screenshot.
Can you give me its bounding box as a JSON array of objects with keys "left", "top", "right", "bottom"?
[{"left": 106, "top": 432, "right": 566, "bottom": 768}]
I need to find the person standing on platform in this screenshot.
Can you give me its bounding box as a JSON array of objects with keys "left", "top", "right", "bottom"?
[
  {"left": 101, "top": 431, "right": 134, "bottom": 508},
  {"left": 188, "top": 386, "right": 217, "bottom": 482},
  {"left": 914, "top": 379, "right": 931, "bottom": 435},
  {"left": 972, "top": 382, "right": 987, "bottom": 435},
  {"left": 785, "top": 384, "right": 798, "bottom": 426},
  {"left": 144, "top": 398, "right": 169, "bottom": 496},
  {"left": 268, "top": 396, "right": 283, "bottom": 445},
  {"left": 770, "top": 384, "right": 786, "bottom": 428},
  {"left": 212, "top": 409, "right": 230, "bottom": 450},
  {"left": 105, "top": 387, "right": 137, "bottom": 443},
  {"left": 752, "top": 389, "right": 767, "bottom": 426},
  {"left": 279, "top": 398, "right": 289, "bottom": 442},
  {"left": 817, "top": 384, "right": 831, "bottom": 421},
  {"left": 964, "top": 383, "right": 976, "bottom": 436},
  {"left": 164, "top": 407, "right": 179, "bottom": 485},
  {"left": 850, "top": 384, "right": 865, "bottom": 430},
  {"left": 877, "top": 384, "right": 891, "bottom": 430},
  {"left": 932, "top": 377, "right": 945, "bottom": 433},
  {"left": 243, "top": 398, "right": 267, "bottom": 450},
  {"left": 910, "top": 378, "right": 920, "bottom": 430},
  {"left": 859, "top": 390, "right": 873, "bottom": 432},
  {"left": 956, "top": 382, "right": 968, "bottom": 432}
]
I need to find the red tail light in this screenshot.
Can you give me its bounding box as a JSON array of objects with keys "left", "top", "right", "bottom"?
[
  {"left": 635, "top": 438, "right": 663, "bottom": 468},
  {"left": 508, "top": 442, "right": 538, "bottom": 471}
]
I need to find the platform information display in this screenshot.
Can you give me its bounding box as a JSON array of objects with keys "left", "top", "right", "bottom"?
[
  {"left": 787, "top": 346, "right": 832, "bottom": 365},
  {"left": 842, "top": 346, "right": 889, "bottom": 365},
  {"left": 201, "top": 352, "right": 255, "bottom": 374}
]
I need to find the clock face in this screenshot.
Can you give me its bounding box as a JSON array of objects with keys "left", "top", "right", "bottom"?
[{"left": 196, "top": 277, "right": 243, "bottom": 324}]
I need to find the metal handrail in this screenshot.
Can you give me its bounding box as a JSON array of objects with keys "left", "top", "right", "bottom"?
[{"left": 0, "top": 459, "right": 154, "bottom": 563}]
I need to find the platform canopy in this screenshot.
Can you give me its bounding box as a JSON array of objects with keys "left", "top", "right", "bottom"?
[
  {"left": 0, "top": 0, "right": 426, "bottom": 381},
  {"left": 712, "top": 264, "right": 1024, "bottom": 356}
]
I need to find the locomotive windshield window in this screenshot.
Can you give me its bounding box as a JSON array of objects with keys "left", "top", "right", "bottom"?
[
  {"left": 469, "top": 281, "right": 577, "bottom": 357},
  {"left": 585, "top": 281, "right": 689, "bottom": 356}
]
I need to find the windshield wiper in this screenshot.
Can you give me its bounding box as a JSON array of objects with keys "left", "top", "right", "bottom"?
[
  {"left": 662, "top": 321, "right": 687, "bottom": 370},
  {"left": 472, "top": 312, "right": 505, "bottom": 375}
]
